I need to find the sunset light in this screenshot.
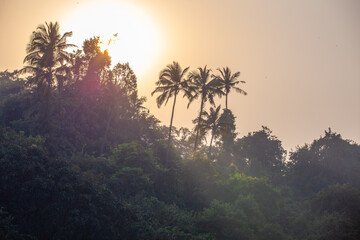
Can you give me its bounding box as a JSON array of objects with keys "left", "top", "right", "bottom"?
[
  {"left": 0, "top": 0, "right": 359, "bottom": 238},
  {"left": 63, "top": 1, "right": 162, "bottom": 78}
]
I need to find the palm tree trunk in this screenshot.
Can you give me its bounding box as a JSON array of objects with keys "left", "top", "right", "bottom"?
[
  {"left": 58, "top": 78, "right": 63, "bottom": 96},
  {"left": 209, "top": 132, "right": 215, "bottom": 156},
  {"left": 48, "top": 67, "right": 53, "bottom": 87},
  {"left": 100, "top": 110, "right": 113, "bottom": 155},
  {"left": 166, "top": 93, "right": 177, "bottom": 166},
  {"left": 225, "top": 93, "right": 228, "bottom": 110},
  {"left": 39, "top": 89, "right": 51, "bottom": 134},
  {"left": 194, "top": 97, "right": 204, "bottom": 151}
]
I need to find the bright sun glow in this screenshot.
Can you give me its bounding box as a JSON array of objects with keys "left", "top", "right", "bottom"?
[{"left": 62, "top": 1, "right": 162, "bottom": 79}]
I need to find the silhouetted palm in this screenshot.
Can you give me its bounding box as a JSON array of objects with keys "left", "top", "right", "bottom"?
[
  {"left": 22, "top": 22, "right": 75, "bottom": 93},
  {"left": 195, "top": 105, "right": 222, "bottom": 156},
  {"left": 151, "top": 61, "right": 190, "bottom": 164},
  {"left": 213, "top": 67, "right": 247, "bottom": 109},
  {"left": 187, "top": 66, "right": 223, "bottom": 151}
]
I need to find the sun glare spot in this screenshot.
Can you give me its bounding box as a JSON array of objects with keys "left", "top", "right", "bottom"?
[
  {"left": 98, "top": 33, "right": 119, "bottom": 53},
  {"left": 62, "top": 1, "right": 162, "bottom": 79}
]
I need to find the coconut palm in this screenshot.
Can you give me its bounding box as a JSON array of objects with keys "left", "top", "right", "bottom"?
[
  {"left": 151, "top": 61, "right": 190, "bottom": 164},
  {"left": 213, "top": 67, "right": 247, "bottom": 109},
  {"left": 22, "top": 21, "right": 75, "bottom": 93},
  {"left": 187, "top": 66, "right": 223, "bottom": 151},
  {"left": 195, "top": 105, "right": 223, "bottom": 156}
]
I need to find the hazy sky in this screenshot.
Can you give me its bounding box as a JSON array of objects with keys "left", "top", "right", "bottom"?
[{"left": 1, "top": 0, "right": 359, "bottom": 151}]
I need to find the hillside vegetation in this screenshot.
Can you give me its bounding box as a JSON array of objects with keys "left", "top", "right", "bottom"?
[{"left": 1, "top": 22, "right": 359, "bottom": 239}]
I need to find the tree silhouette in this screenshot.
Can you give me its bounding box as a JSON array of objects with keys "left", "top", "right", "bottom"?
[
  {"left": 218, "top": 108, "right": 237, "bottom": 150},
  {"left": 81, "top": 37, "right": 111, "bottom": 94},
  {"left": 187, "top": 66, "right": 223, "bottom": 151},
  {"left": 151, "top": 61, "right": 190, "bottom": 165},
  {"left": 22, "top": 22, "right": 75, "bottom": 93},
  {"left": 100, "top": 63, "right": 142, "bottom": 155},
  {"left": 213, "top": 67, "right": 247, "bottom": 109},
  {"left": 113, "top": 62, "right": 139, "bottom": 107},
  {"left": 195, "top": 105, "right": 223, "bottom": 156},
  {"left": 99, "top": 81, "right": 127, "bottom": 155}
]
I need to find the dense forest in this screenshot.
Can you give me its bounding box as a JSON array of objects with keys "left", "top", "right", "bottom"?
[{"left": 1, "top": 22, "right": 360, "bottom": 240}]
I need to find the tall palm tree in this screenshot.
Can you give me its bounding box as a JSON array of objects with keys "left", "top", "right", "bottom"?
[
  {"left": 22, "top": 22, "right": 75, "bottom": 93},
  {"left": 187, "top": 66, "right": 223, "bottom": 151},
  {"left": 151, "top": 61, "right": 190, "bottom": 164},
  {"left": 195, "top": 105, "right": 223, "bottom": 156},
  {"left": 213, "top": 67, "right": 247, "bottom": 109}
]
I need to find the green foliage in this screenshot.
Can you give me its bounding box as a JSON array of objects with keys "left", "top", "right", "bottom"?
[
  {"left": 1, "top": 22, "right": 359, "bottom": 239},
  {"left": 215, "top": 173, "right": 282, "bottom": 220},
  {"left": 106, "top": 142, "right": 161, "bottom": 198},
  {"left": 0, "top": 208, "right": 34, "bottom": 240},
  {"left": 312, "top": 184, "right": 360, "bottom": 215},
  {"left": 0, "top": 72, "right": 32, "bottom": 131},
  {"left": 0, "top": 91, "right": 32, "bottom": 129},
  {"left": 112, "top": 62, "right": 139, "bottom": 107},
  {"left": 287, "top": 129, "right": 360, "bottom": 197},
  {"left": 197, "top": 198, "right": 285, "bottom": 240},
  {"left": 128, "top": 197, "right": 212, "bottom": 239},
  {"left": 110, "top": 142, "right": 158, "bottom": 168},
  {"left": 197, "top": 200, "right": 243, "bottom": 239},
  {"left": 0, "top": 128, "right": 133, "bottom": 239},
  {"left": 307, "top": 212, "right": 358, "bottom": 240},
  {"left": 152, "top": 61, "right": 191, "bottom": 165},
  {"left": 307, "top": 184, "right": 360, "bottom": 239},
  {"left": 183, "top": 152, "right": 218, "bottom": 209},
  {"left": 233, "top": 126, "right": 286, "bottom": 183},
  {"left": 218, "top": 108, "right": 237, "bottom": 145},
  {"left": 0, "top": 71, "right": 25, "bottom": 97},
  {"left": 0, "top": 32, "right": 161, "bottom": 156}
]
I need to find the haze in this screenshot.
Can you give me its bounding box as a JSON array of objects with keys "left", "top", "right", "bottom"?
[{"left": 1, "top": 0, "right": 359, "bottom": 151}]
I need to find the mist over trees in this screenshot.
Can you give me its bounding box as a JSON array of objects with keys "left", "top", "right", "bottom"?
[{"left": 1, "top": 22, "right": 359, "bottom": 240}]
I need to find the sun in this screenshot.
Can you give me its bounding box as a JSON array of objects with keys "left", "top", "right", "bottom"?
[{"left": 62, "top": 0, "right": 162, "bottom": 79}]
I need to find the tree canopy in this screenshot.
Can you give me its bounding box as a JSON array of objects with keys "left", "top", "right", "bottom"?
[{"left": 0, "top": 22, "right": 359, "bottom": 240}]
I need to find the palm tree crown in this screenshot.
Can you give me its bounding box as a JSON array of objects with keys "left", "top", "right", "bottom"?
[
  {"left": 22, "top": 22, "right": 75, "bottom": 90},
  {"left": 214, "top": 67, "right": 247, "bottom": 109},
  {"left": 187, "top": 65, "right": 223, "bottom": 150},
  {"left": 152, "top": 61, "right": 190, "bottom": 107},
  {"left": 151, "top": 61, "right": 190, "bottom": 165},
  {"left": 195, "top": 105, "right": 223, "bottom": 156}
]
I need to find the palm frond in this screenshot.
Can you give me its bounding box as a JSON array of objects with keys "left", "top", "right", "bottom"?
[
  {"left": 155, "top": 91, "right": 169, "bottom": 108},
  {"left": 233, "top": 86, "right": 247, "bottom": 95},
  {"left": 22, "top": 21, "right": 76, "bottom": 90}
]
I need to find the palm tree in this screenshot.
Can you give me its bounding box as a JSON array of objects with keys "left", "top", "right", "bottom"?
[
  {"left": 151, "top": 61, "right": 190, "bottom": 164},
  {"left": 213, "top": 67, "right": 247, "bottom": 109},
  {"left": 22, "top": 22, "right": 75, "bottom": 93},
  {"left": 187, "top": 66, "right": 223, "bottom": 151},
  {"left": 195, "top": 105, "right": 223, "bottom": 156}
]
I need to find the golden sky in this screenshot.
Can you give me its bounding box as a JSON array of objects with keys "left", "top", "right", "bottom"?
[{"left": 1, "top": 0, "right": 359, "bottom": 151}]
